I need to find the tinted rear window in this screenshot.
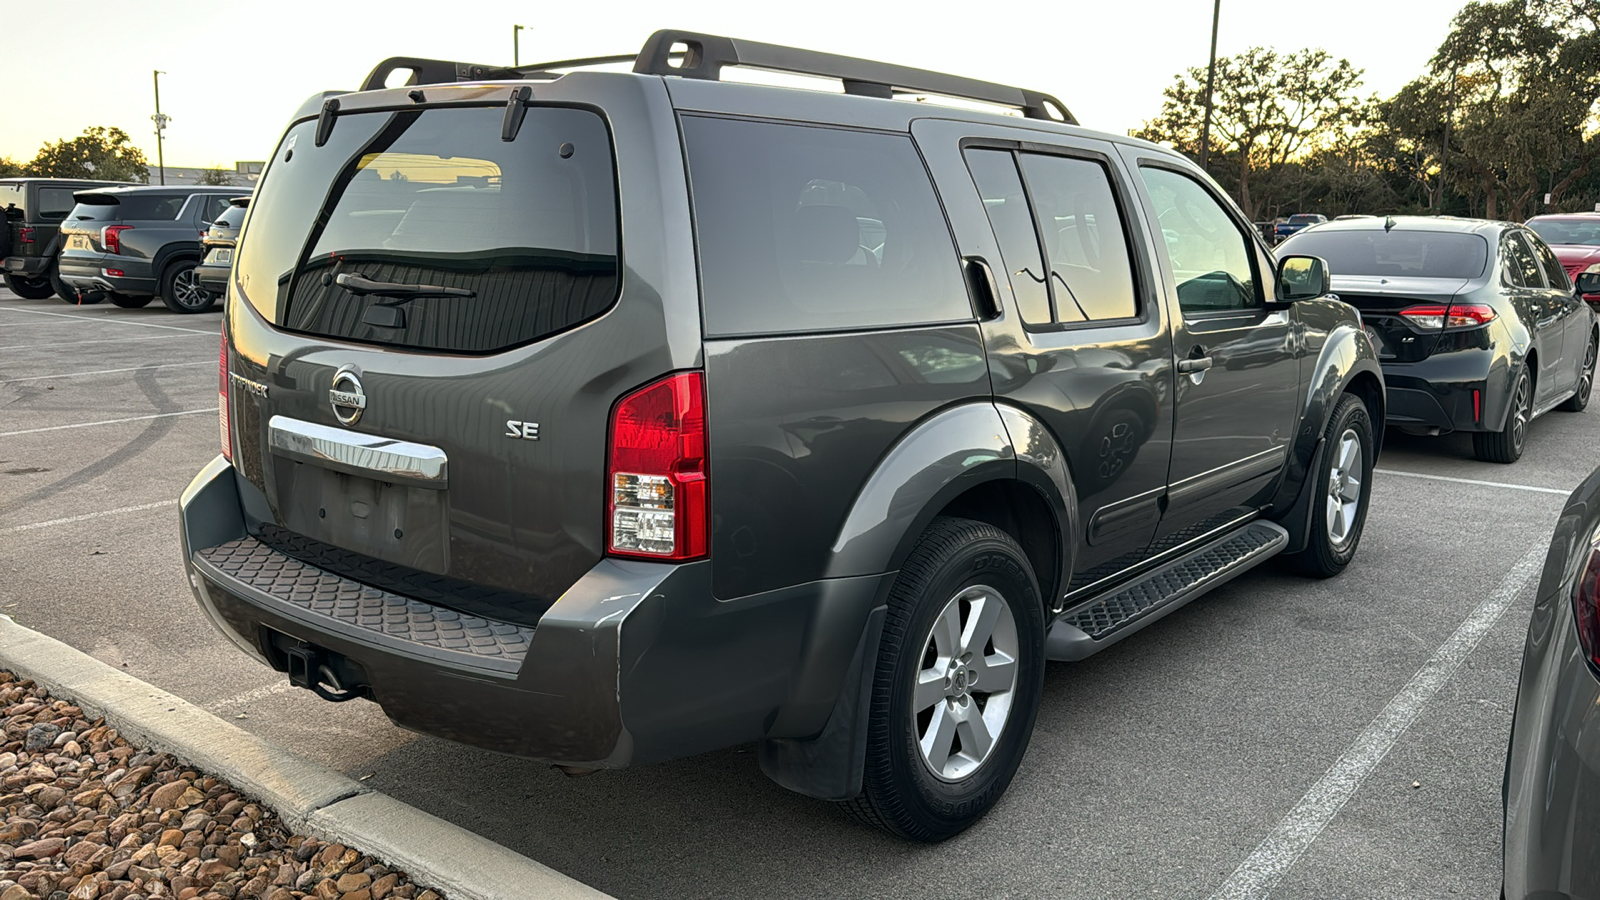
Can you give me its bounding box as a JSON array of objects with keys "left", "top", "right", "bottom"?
[
  {"left": 1288, "top": 214, "right": 1322, "bottom": 224},
  {"left": 0, "top": 183, "right": 26, "bottom": 216},
  {"left": 682, "top": 116, "right": 969, "bottom": 337},
  {"left": 235, "top": 105, "right": 618, "bottom": 354},
  {"left": 80, "top": 193, "right": 188, "bottom": 221},
  {"left": 215, "top": 204, "right": 248, "bottom": 228},
  {"left": 1279, "top": 230, "right": 1489, "bottom": 279}
]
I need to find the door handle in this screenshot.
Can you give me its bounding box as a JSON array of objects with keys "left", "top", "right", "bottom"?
[{"left": 1177, "top": 357, "right": 1214, "bottom": 373}]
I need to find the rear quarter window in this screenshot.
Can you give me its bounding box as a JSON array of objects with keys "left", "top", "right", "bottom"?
[{"left": 682, "top": 116, "right": 969, "bottom": 337}]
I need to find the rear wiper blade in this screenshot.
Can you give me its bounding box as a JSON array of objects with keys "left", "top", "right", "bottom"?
[{"left": 335, "top": 273, "right": 474, "bottom": 300}]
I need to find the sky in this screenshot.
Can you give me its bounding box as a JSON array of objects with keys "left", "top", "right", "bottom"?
[{"left": 5, "top": 0, "right": 1470, "bottom": 171}]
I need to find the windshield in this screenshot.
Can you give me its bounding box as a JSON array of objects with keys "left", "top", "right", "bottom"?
[
  {"left": 1527, "top": 218, "right": 1600, "bottom": 247},
  {"left": 1279, "top": 230, "right": 1490, "bottom": 279},
  {"left": 235, "top": 104, "right": 619, "bottom": 353}
]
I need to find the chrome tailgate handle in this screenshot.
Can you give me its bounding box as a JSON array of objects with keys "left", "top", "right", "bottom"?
[{"left": 268, "top": 416, "right": 448, "bottom": 488}]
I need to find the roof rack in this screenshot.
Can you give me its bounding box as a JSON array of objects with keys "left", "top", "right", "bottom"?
[{"left": 360, "top": 57, "right": 519, "bottom": 93}]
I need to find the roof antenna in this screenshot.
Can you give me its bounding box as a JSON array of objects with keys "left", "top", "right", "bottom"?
[{"left": 1384, "top": 215, "right": 1396, "bottom": 233}]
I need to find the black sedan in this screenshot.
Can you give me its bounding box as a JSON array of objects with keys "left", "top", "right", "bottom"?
[
  {"left": 1279, "top": 217, "right": 1597, "bottom": 463},
  {"left": 195, "top": 196, "right": 249, "bottom": 296},
  {"left": 1504, "top": 465, "right": 1600, "bottom": 898}
]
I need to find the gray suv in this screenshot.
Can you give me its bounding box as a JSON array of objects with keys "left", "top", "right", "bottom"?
[
  {"left": 178, "top": 31, "right": 1385, "bottom": 840},
  {"left": 58, "top": 185, "right": 241, "bottom": 312}
]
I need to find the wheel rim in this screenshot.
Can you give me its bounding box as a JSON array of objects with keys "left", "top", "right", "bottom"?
[
  {"left": 1325, "top": 428, "right": 1363, "bottom": 548},
  {"left": 912, "top": 584, "right": 1019, "bottom": 783},
  {"left": 1511, "top": 372, "right": 1531, "bottom": 452},
  {"left": 1579, "top": 339, "right": 1595, "bottom": 405},
  {"left": 171, "top": 267, "right": 206, "bottom": 309}
]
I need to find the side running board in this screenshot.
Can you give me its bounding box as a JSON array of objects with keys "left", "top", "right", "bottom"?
[{"left": 1046, "top": 520, "right": 1289, "bottom": 662}]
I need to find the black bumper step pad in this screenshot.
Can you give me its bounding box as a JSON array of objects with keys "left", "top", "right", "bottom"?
[
  {"left": 1061, "top": 521, "right": 1287, "bottom": 641},
  {"left": 196, "top": 536, "right": 532, "bottom": 672}
]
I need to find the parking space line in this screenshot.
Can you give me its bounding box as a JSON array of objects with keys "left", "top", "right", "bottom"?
[
  {"left": 0, "top": 306, "right": 217, "bottom": 335},
  {"left": 1207, "top": 545, "right": 1545, "bottom": 900},
  {"left": 1375, "top": 468, "right": 1570, "bottom": 497},
  {"left": 0, "top": 361, "right": 211, "bottom": 385},
  {"left": 0, "top": 333, "right": 213, "bottom": 352},
  {"left": 0, "top": 408, "right": 216, "bottom": 438},
  {"left": 0, "top": 500, "right": 178, "bottom": 536}
]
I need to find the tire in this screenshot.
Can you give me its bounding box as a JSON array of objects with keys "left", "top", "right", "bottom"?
[
  {"left": 159, "top": 259, "right": 213, "bottom": 313},
  {"left": 841, "top": 517, "right": 1046, "bottom": 842},
  {"left": 1474, "top": 364, "right": 1533, "bottom": 464},
  {"left": 3, "top": 272, "right": 54, "bottom": 300},
  {"left": 1286, "top": 393, "right": 1374, "bottom": 579},
  {"left": 108, "top": 293, "right": 153, "bottom": 309},
  {"left": 1559, "top": 332, "right": 1595, "bottom": 413},
  {"left": 48, "top": 265, "right": 85, "bottom": 303}
]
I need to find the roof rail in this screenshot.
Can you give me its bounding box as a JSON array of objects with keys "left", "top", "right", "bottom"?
[
  {"left": 630, "top": 29, "right": 1075, "bottom": 124},
  {"left": 360, "top": 57, "right": 519, "bottom": 93}
]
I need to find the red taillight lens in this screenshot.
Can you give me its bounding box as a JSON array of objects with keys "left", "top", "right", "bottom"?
[
  {"left": 1398, "top": 303, "right": 1498, "bottom": 331},
  {"left": 102, "top": 225, "right": 132, "bottom": 255},
  {"left": 218, "top": 333, "right": 233, "bottom": 462},
  {"left": 1574, "top": 543, "right": 1600, "bottom": 669},
  {"left": 18, "top": 227, "right": 33, "bottom": 244},
  {"left": 606, "top": 372, "right": 707, "bottom": 560}
]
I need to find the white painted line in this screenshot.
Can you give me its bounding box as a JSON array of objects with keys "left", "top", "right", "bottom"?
[
  {"left": 0, "top": 305, "right": 217, "bottom": 335},
  {"left": 1375, "top": 467, "right": 1571, "bottom": 497},
  {"left": 0, "top": 332, "right": 213, "bottom": 352},
  {"left": 0, "top": 499, "right": 178, "bottom": 536},
  {"left": 0, "top": 407, "right": 216, "bottom": 437},
  {"left": 1208, "top": 545, "right": 1545, "bottom": 900},
  {"left": 0, "top": 361, "right": 211, "bottom": 384}
]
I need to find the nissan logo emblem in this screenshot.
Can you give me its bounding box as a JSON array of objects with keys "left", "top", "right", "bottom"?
[{"left": 329, "top": 366, "right": 367, "bottom": 426}]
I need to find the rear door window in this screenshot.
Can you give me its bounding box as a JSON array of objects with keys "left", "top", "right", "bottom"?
[
  {"left": 1017, "top": 153, "right": 1139, "bottom": 323},
  {"left": 1504, "top": 233, "right": 1546, "bottom": 288},
  {"left": 234, "top": 105, "right": 619, "bottom": 353},
  {"left": 1527, "top": 232, "right": 1571, "bottom": 290},
  {"left": 682, "top": 116, "right": 969, "bottom": 337},
  {"left": 964, "top": 149, "right": 1051, "bottom": 325}
]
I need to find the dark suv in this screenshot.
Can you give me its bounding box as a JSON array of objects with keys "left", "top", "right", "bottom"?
[
  {"left": 57, "top": 185, "right": 241, "bottom": 311},
  {"left": 1, "top": 177, "right": 130, "bottom": 299},
  {"left": 178, "top": 31, "right": 1385, "bottom": 841}
]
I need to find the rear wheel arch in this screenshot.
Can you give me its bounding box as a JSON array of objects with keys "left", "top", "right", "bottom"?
[{"left": 934, "top": 480, "right": 1063, "bottom": 617}]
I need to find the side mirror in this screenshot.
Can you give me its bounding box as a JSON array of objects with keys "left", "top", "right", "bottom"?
[
  {"left": 1277, "top": 254, "right": 1331, "bottom": 302},
  {"left": 1576, "top": 271, "right": 1600, "bottom": 297}
]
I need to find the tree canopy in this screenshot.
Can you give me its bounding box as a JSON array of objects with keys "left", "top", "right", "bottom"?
[{"left": 23, "top": 127, "right": 149, "bottom": 183}]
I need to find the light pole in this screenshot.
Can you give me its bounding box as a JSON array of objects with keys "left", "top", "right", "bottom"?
[
  {"left": 1198, "top": 0, "right": 1222, "bottom": 172},
  {"left": 513, "top": 25, "right": 526, "bottom": 67},
  {"left": 151, "top": 70, "right": 170, "bottom": 186}
]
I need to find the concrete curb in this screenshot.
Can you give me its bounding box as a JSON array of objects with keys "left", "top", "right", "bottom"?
[{"left": 0, "top": 616, "right": 614, "bottom": 900}]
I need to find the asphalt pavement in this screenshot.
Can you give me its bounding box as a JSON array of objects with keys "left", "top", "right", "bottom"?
[{"left": 1, "top": 285, "right": 1591, "bottom": 899}]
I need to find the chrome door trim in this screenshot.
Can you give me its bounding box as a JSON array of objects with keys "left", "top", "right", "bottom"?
[{"left": 268, "top": 416, "right": 447, "bottom": 488}]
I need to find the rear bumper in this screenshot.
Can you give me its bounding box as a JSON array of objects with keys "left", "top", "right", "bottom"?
[
  {"left": 194, "top": 262, "right": 229, "bottom": 292},
  {"left": 179, "top": 456, "right": 887, "bottom": 768},
  {"left": 1380, "top": 351, "right": 1501, "bottom": 433},
  {"left": 2, "top": 256, "right": 48, "bottom": 276},
  {"left": 59, "top": 254, "right": 156, "bottom": 296}
]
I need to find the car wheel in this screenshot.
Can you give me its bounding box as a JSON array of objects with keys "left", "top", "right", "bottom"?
[
  {"left": 160, "top": 260, "right": 213, "bottom": 313},
  {"left": 108, "top": 293, "right": 153, "bottom": 309},
  {"left": 1559, "top": 333, "right": 1596, "bottom": 413},
  {"left": 1286, "top": 393, "right": 1374, "bottom": 579},
  {"left": 47, "top": 265, "right": 91, "bottom": 304},
  {"left": 1474, "top": 364, "right": 1533, "bottom": 464},
  {"left": 3, "top": 272, "right": 55, "bottom": 300},
  {"left": 841, "top": 516, "right": 1045, "bottom": 842}
]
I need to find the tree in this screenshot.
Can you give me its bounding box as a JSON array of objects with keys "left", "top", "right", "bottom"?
[
  {"left": 26, "top": 127, "right": 149, "bottom": 183},
  {"left": 1134, "top": 47, "right": 1367, "bottom": 218},
  {"left": 0, "top": 158, "right": 21, "bottom": 178},
  {"left": 196, "top": 167, "right": 237, "bottom": 186}
]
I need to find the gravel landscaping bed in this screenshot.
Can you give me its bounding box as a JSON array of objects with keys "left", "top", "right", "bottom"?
[{"left": 0, "top": 671, "right": 442, "bottom": 900}]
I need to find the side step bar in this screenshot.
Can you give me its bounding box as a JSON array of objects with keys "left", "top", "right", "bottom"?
[{"left": 1046, "top": 520, "right": 1289, "bottom": 662}]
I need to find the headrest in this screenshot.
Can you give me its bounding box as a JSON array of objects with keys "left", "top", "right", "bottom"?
[{"left": 788, "top": 205, "right": 860, "bottom": 265}]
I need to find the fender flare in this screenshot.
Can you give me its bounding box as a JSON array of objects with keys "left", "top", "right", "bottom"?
[{"left": 153, "top": 243, "right": 202, "bottom": 287}]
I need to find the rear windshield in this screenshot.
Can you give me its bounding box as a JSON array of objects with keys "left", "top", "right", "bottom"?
[
  {"left": 0, "top": 183, "right": 26, "bottom": 217},
  {"left": 235, "top": 105, "right": 618, "bottom": 354},
  {"left": 1288, "top": 214, "right": 1322, "bottom": 225},
  {"left": 1527, "top": 218, "right": 1600, "bottom": 247},
  {"left": 215, "top": 204, "right": 248, "bottom": 228},
  {"left": 76, "top": 193, "right": 188, "bottom": 221},
  {"left": 1279, "top": 230, "right": 1490, "bottom": 279}
]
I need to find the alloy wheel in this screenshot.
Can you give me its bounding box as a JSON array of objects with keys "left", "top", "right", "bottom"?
[
  {"left": 1511, "top": 372, "right": 1531, "bottom": 453},
  {"left": 1579, "top": 339, "right": 1595, "bottom": 406},
  {"left": 171, "top": 268, "right": 208, "bottom": 310},
  {"left": 1326, "top": 428, "right": 1364, "bottom": 548},
  {"left": 912, "top": 584, "right": 1020, "bottom": 783}
]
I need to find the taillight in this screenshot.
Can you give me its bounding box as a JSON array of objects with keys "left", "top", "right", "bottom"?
[
  {"left": 102, "top": 225, "right": 132, "bottom": 255},
  {"left": 18, "top": 227, "right": 33, "bottom": 244},
  {"left": 218, "top": 332, "right": 233, "bottom": 462},
  {"left": 1574, "top": 540, "right": 1600, "bottom": 670},
  {"left": 1398, "top": 303, "right": 1498, "bottom": 331},
  {"left": 607, "top": 372, "right": 707, "bottom": 560}
]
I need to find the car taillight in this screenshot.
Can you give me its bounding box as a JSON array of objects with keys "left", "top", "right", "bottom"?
[
  {"left": 102, "top": 225, "right": 132, "bottom": 254},
  {"left": 218, "top": 332, "right": 233, "bottom": 462},
  {"left": 1574, "top": 539, "right": 1600, "bottom": 670},
  {"left": 607, "top": 371, "right": 707, "bottom": 560},
  {"left": 18, "top": 227, "right": 33, "bottom": 244},
  {"left": 1398, "top": 303, "right": 1498, "bottom": 330}
]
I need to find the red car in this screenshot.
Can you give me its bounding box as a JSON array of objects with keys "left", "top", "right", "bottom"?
[{"left": 1527, "top": 213, "right": 1600, "bottom": 304}]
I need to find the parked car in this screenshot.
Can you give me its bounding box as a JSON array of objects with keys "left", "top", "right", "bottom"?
[
  {"left": 1503, "top": 463, "right": 1600, "bottom": 899},
  {"left": 1278, "top": 217, "right": 1595, "bottom": 463},
  {"left": 1275, "top": 213, "right": 1328, "bottom": 242},
  {"left": 178, "top": 30, "right": 1384, "bottom": 842},
  {"left": 1525, "top": 212, "right": 1600, "bottom": 305},
  {"left": 195, "top": 197, "right": 250, "bottom": 296},
  {"left": 56, "top": 185, "right": 241, "bottom": 312},
  {"left": 0, "top": 177, "right": 130, "bottom": 300}
]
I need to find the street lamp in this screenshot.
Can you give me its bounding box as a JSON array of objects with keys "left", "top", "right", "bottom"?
[
  {"left": 1198, "top": 0, "right": 1221, "bottom": 172},
  {"left": 151, "top": 70, "right": 170, "bottom": 186},
  {"left": 513, "top": 25, "right": 527, "bottom": 67}
]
